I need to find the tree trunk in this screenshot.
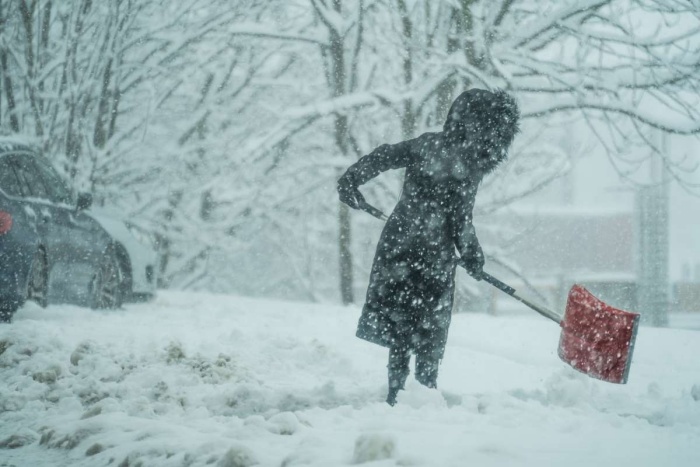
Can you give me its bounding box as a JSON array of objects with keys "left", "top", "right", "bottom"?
[
  {"left": 0, "top": 0, "right": 18, "bottom": 132},
  {"left": 37, "top": 1, "right": 51, "bottom": 114},
  {"left": 93, "top": 58, "right": 113, "bottom": 148},
  {"left": 335, "top": 111, "right": 355, "bottom": 303},
  {"left": 397, "top": 0, "right": 416, "bottom": 139},
  {"left": 64, "top": 0, "right": 91, "bottom": 181},
  {"left": 19, "top": 0, "right": 44, "bottom": 136},
  {"left": 0, "top": 51, "right": 19, "bottom": 133},
  {"left": 325, "top": 1, "right": 356, "bottom": 304},
  {"left": 338, "top": 201, "right": 354, "bottom": 304},
  {"left": 435, "top": 2, "right": 479, "bottom": 122}
]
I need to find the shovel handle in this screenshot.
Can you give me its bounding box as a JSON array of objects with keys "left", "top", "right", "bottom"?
[
  {"left": 480, "top": 273, "right": 516, "bottom": 295},
  {"left": 482, "top": 272, "right": 562, "bottom": 324}
]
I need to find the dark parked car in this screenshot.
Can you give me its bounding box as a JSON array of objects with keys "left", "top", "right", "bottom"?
[{"left": 0, "top": 138, "right": 157, "bottom": 322}]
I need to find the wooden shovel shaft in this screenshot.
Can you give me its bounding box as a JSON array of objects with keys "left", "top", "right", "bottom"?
[{"left": 481, "top": 273, "right": 562, "bottom": 324}]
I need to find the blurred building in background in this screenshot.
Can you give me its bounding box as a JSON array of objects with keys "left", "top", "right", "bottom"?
[
  {"left": 478, "top": 207, "right": 638, "bottom": 315},
  {"left": 470, "top": 149, "right": 700, "bottom": 320}
]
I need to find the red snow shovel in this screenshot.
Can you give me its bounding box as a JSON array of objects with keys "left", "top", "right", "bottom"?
[
  {"left": 481, "top": 273, "right": 640, "bottom": 384},
  {"left": 357, "top": 201, "right": 641, "bottom": 384}
]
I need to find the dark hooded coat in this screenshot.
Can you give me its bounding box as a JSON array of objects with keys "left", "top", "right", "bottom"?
[{"left": 339, "top": 89, "right": 520, "bottom": 361}]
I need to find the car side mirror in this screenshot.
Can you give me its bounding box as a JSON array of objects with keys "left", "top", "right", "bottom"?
[{"left": 76, "top": 192, "right": 93, "bottom": 211}]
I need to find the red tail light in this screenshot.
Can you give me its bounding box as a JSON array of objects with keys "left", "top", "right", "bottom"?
[{"left": 0, "top": 211, "right": 12, "bottom": 235}]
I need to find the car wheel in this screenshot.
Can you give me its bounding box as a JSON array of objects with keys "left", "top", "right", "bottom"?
[
  {"left": 27, "top": 249, "right": 48, "bottom": 308},
  {"left": 90, "top": 247, "right": 123, "bottom": 310}
]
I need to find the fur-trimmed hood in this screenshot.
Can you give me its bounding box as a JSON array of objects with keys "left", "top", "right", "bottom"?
[{"left": 443, "top": 88, "right": 520, "bottom": 173}]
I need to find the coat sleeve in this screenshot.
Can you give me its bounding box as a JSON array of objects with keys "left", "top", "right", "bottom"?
[
  {"left": 339, "top": 138, "right": 417, "bottom": 187},
  {"left": 451, "top": 184, "right": 482, "bottom": 259}
]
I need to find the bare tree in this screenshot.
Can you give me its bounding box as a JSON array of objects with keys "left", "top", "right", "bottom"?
[
  {"left": 2, "top": 0, "right": 698, "bottom": 303},
  {"left": 208, "top": 0, "right": 700, "bottom": 302}
]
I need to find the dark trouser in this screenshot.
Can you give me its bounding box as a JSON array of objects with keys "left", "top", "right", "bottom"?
[{"left": 386, "top": 344, "right": 439, "bottom": 405}]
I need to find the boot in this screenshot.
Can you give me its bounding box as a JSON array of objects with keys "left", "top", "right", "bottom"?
[
  {"left": 415, "top": 352, "right": 439, "bottom": 389},
  {"left": 386, "top": 346, "right": 410, "bottom": 406},
  {"left": 386, "top": 387, "right": 400, "bottom": 406}
]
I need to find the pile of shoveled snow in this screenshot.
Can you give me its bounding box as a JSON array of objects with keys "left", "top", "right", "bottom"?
[{"left": 1, "top": 291, "right": 699, "bottom": 467}]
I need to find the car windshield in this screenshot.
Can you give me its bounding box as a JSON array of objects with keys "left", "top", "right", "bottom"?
[{"left": 0, "top": 157, "right": 23, "bottom": 197}]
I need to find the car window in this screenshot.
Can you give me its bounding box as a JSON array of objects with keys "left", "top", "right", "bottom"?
[
  {"left": 0, "top": 157, "right": 24, "bottom": 197},
  {"left": 13, "top": 156, "right": 50, "bottom": 200},
  {"left": 33, "top": 157, "right": 73, "bottom": 205}
]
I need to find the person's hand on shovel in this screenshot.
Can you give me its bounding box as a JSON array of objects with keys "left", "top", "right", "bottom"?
[
  {"left": 460, "top": 244, "right": 485, "bottom": 281},
  {"left": 337, "top": 174, "right": 366, "bottom": 210}
]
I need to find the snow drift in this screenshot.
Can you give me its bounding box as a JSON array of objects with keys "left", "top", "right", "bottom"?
[{"left": 1, "top": 292, "right": 699, "bottom": 466}]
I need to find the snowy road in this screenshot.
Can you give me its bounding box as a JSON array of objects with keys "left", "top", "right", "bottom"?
[{"left": 1, "top": 291, "right": 699, "bottom": 467}]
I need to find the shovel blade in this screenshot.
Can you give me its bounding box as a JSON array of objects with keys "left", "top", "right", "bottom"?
[{"left": 558, "top": 285, "right": 640, "bottom": 384}]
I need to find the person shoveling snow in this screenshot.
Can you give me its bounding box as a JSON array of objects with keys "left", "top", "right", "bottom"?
[{"left": 337, "top": 88, "right": 520, "bottom": 405}]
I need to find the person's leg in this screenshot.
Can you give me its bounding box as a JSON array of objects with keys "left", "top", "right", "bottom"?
[
  {"left": 413, "top": 267, "right": 452, "bottom": 390},
  {"left": 386, "top": 345, "right": 410, "bottom": 405},
  {"left": 416, "top": 351, "right": 440, "bottom": 388},
  {"left": 414, "top": 344, "right": 439, "bottom": 389}
]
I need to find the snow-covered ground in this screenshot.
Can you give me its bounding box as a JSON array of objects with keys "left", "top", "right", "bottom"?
[{"left": 1, "top": 292, "right": 699, "bottom": 467}]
